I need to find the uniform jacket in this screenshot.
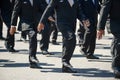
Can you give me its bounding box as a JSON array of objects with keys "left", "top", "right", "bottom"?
[
  {"left": 11, "top": 0, "right": 47, "bottom": 31},
  {"left": 80, "top": 0, "right": 100, "bottom": 19},
  {"left": 0, "top": 0, "right": 14, "bottom": 26},
  {"left": 97, "top": 0, "right": 120, "bottom": 34},
  {"left": 40, "top": 0, "right": 86, "bottom": 29},
  {"left": 80, "top": 0, "right": 101, "bottom": 27}
]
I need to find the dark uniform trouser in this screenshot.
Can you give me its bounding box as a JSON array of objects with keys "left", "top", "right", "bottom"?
[
  {"left": 4, "top": 21, "right": 15, "bottom": 49},
  {"left": 77, "top": 25, "right": 85, "bottom": 45},
  {"left": 26, "top": 29, "right": 37, "bottom": 63},
  {"left": 82, "top": 27, "right": 96, "bottom": 54},
  {"left": 5, "top": 28, "right": 15, "bottom": 49},
  {"left": 1, "top": 12, "right": 15, "bottom": 49},
  {"left": 58, "top": 24, "right": 76, "bottom": 64},
  {"left": 40, "top": 22, "right": 50, "bottom": 51},
  {"left": 111, "top": 33, "right": 120, "bottom": 68},
  {"left": 21, "top": 31, "right": 27, "bottom": 39},
  {"left": 80, "top": 19, "right": 97, "bottom": 55},
  {"left": 0, "top": 16, "right": 3, "bottom": 38},
  {"left": 49, "top": 21, "right": 58, "bottom": 41}
]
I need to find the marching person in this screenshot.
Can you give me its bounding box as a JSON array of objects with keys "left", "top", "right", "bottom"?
[
  {"left": 1, "top": 0, "right": 17, "bottom": 52},
  {"left": 10, "top": 0, "right": 47, "bottom": 68},
  {"left": 97, "top": 0, "right": 120, "bottom": 78},
  {"left": 78, "top": 0, "right": 101, "bottom": 59},
  {"left": 38, "top": 0, "right": 90, "bottom": 73}
]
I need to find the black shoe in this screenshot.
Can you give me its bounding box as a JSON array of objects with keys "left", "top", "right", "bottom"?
[
  {"left": 63, "top": 62, "right": 73, "bottom": 68},
  {"left": 8, "top": 48, "right": 19, "bottom": 53},
  {"left": 80, "top": 49, "right": 87, "bottom": 56},
  {"left": 52, "top": 41, "right": 59, "bottom": 45},
  {"left": 41, "top": 50, "right": 54, "bottom": 55},
  {"left": 62, "top": 62, "right": 77, "bottom": 73},
  {"left": 4, "top": 41, "right": 16, "bottom": 52},
  {"left": 113, "top": 67, "right": 120, "bottom": 78},
  {"left": 20, "top": 37, "right": 27, "bottom": 42},
  {"left": 30, "top": 63, "right": 42, "bottom": 69},
  {"left": 62, "top": 66, "right": 77, "bottom": 73},
  {"left": 0, "top": 37, "right": 6, "bottom": 40},
  {"left": 86, "top": 55, "right": 99, "bottom": 59},
  {"left": 29, "top": 56, "right": 39, "bottom": 63}
]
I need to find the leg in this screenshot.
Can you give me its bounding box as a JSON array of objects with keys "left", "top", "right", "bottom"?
[
  {"left": 80, "top": 22, "right": 98, "bottom": 59},
  {"left": 80, "top": 26, "right": 91, "bottom": 55},
  {"left": 28, "top": 30, "right": 41, "bottom": 68},
  {"left": 51, "top": 22, "right": 59, "bottom": 45},
  {"left": 0, "top": 16, "right": 2, "bottom": 38},
  {"left": 40, "top": 22, "right": 53, "bottom": 55},
  {"left": 112, "top": 33, "right": 120, "bottom": 78},
  {"left": 62, "top": 34, "right": 77, "bottom": 73},
  {"left": 0, "top": 16, "right": 5, "bottom": 40},
  {"left": 5, "top": 26, "right": 17, "bottom": 52},
  {"left": 77, "top": 25, "right": 85, "bottom": 46},
  {"left": 86, "top": 30, "right": 99, "bottom": 59},
  {"left": 59, "top": 25, "right": 77, "bottom": 73},
  {"left": 20, "top": 31, "right": 27, "bottom": 42},
  {"left": 1, "top": 12, "right": 16, "bottom": 52}
]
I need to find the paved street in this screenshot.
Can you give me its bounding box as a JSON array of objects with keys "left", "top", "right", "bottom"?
[{"left": 0, "top": 23, "right": 118, "bottom": 80}]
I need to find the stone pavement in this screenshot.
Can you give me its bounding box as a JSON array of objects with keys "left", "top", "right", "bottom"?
[{"left": 0, "top": 24, "right": 118, "bottom": 80}]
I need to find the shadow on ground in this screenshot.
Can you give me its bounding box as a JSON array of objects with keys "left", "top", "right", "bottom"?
[{"left": 40, "top": 67, "right": 113, "bottom": 78}]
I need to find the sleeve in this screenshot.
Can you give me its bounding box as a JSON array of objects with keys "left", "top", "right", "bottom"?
[
  {"left": 39, "top": 0, "right": 48, "bottom": 13},
  {"left": 39, "top": 0, "right": 57, "bottom": 24},
  {"left": 77, "top": 0, "right": 88, "bottom": 21},
  {"left": 97, "top": 0, "right": 111, "bottom": 30},
  {"left": 97, "top": 0, "right": 102, "bottom": 13},
  {"left": 11, "top": 0, "right": 21, "bottom": 26}
]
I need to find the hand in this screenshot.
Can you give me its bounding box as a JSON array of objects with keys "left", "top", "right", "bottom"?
[
  {"left": 97, "top": 30, "right": 105, "bottom": 40},
  {"left": 10, "top": 26, "right": 16, "bottom": 35},
  {"left": 37, "top": 23, "right": 44, "bottom": 32},
  {"left": 82, "top": 19, "right": 90, "bottom": 27},
  {"left": 48, "top": 16, "right": 55, "bottom": 22}
]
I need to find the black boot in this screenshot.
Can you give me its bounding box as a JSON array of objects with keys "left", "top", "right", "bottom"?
[
  {"left": 62, "top": 65, "right": 77, "bottom": 73},
  {"left": 113, "top": 67, "right": 120, "bottom": 78},
  {"left": 62, "top": 62, "right": 77, "bottom": 73},
  {"left": 29, "top": 56, "right": 42, "bottom": 69}
]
